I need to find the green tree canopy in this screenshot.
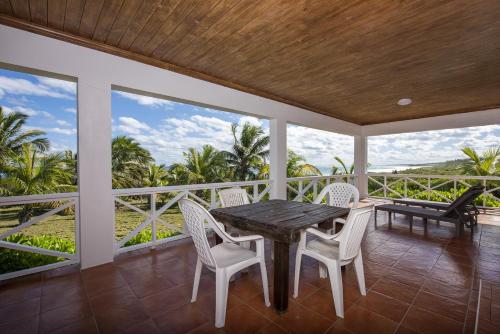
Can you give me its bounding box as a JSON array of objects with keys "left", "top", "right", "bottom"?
[
  {"left": 223, "top": 122, "right": 269, "bottom": 181},
  {"left": 112, "top": 136, "right": 153, "bottom": 188},
  {"left": 169, "top": 145, "right": 227, "bottom": 184},
  {"left": 0, "top": 106, "right": 49, "bottom": 170},
  {"left": 461, "top": 146, "right": 500, "bottom": 176},
  {"left": 331, "top": 156, "right": 354, "bottom": 175}
]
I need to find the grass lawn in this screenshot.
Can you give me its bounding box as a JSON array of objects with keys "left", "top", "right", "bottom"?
[{"left": 0, "top": 200, "right": 186, "bottom": 244}]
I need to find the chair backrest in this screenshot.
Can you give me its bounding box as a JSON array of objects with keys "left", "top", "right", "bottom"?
[
  {"left": 444, "top": 185, "right": 484, "bottom": 216},
  {"left": 179, "top": 199, "right": 229, "bottom": 269},
  {"left": 337, "top": 205, "right": 373, "bottom": 261},
  {"left": 219, "top": 187, "right": 250, "bottom": 207},
  {"left": 314, "top": 182, "right": 360, "bottom": 208}
]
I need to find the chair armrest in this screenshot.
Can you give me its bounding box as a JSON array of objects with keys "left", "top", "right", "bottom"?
[
  {"left": 229, "top": 234, "right": 264, "bottom": 243},
  {"left": 305, "top": 227, "right": 341, "bottom": 241},
  {"left": 333, "top": 217, "right": 346, "bottom": 224}
]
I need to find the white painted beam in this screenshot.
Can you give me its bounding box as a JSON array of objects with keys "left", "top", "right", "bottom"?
[
  {"left": 363, "top": 108, "right": 500, "bottom": 136},
  {"left": 270, "top": 118, "right": 287, "bottom": 199}
]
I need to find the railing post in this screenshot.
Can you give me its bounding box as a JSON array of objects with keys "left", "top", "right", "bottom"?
[
  {"left": 383, "top": 176, "right": 387, "bottom": 198},
  {"left": 210, "top": 188, "right": 217, "bottom": 209},
  {"left": 313, "top": 181, "right": 318, "bottom": 201},
  {"left": 483, "top": 179, "right": 487, "bottom": 208},
  {"left": 427, "top": 177, "right": 431, "bottom": 201},
  {"left": 326, "top": 177, "right": 331, "bottom": 204},
  {"left": 298, "top": 181, "right": 303, "bottom": 202},
  {"left": 151, "top": 193, "right": 156, "bottom": 247},
  {"left": 404, "top": 177, "right": 408, "bottom": 199},
  {"left": 453, "top": 178, "right": 457, "bottom": 200},
  {"left": 253, "top": 184, "right": 259, "bottom": 203}
]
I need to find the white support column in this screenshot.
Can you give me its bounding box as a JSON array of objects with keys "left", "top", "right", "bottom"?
[
  {"left": 354, "top": 135, "right": 368, "bottom": 199},
  {"left": 77, "top": 77, "right": 115, "bottom": 269},
  {"left": 270, "top": 118, "right": 287, "bottom": 199}
]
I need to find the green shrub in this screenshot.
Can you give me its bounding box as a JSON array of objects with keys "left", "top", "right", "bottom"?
[
  {"left": 0, "top": 234, "right": 75, "bottom": 274},
  {"left": 123, "top": 229, "right": 181, "bottom": 247}
]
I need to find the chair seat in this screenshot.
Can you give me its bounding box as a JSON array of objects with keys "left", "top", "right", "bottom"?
[
  {"left": 307, "top": 238, "right": 340, "bottom": 259},
  {"left": 211, "top": 242, "right": 256, "bottom": 268}
]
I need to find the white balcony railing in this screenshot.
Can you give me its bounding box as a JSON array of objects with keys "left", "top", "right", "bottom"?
[
  {"left": 286, "top": 175, "right": 357, "bottom": 202},
  {"left": 0, "top": 192, "right": 80, "bottom": 280},
  {"left": 112, "top": 180, "right": 272, "bottom": 254},
  {"left": 367, "top": 173, "right": 500, "bottom": 208}
]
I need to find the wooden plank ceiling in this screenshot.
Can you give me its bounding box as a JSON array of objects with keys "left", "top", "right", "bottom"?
[{"left": 1, "top": 0, "right": 499, "bottom": 125}]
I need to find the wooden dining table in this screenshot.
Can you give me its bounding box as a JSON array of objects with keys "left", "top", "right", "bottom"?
[{"left": 210, "top": 199, "right": 349, "bottom": 313}]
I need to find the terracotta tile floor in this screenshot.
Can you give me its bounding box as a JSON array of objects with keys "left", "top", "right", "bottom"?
[{"left": 1, "top": 213, "right": 500, "bottom": 334}]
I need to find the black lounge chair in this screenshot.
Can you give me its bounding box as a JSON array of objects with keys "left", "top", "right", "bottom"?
[
  {"left": 374, "top": 185, "right": 484, "bottom": 236},
  {"left": 390, "top": 197, "right": 480, "bottom": 226}
]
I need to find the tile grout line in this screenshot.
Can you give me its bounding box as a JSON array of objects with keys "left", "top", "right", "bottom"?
[{"left": 391, "top": 217, "right": 452, "bottom": 334}]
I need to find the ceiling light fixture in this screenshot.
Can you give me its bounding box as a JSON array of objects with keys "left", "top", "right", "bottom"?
[{"left": 397, "top": 98, "right": 412, "bottom": 106}]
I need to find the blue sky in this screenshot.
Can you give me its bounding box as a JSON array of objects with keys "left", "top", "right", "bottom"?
[
  {"left": 1, "top": 67, "right": 498, "bottom": 171},
  {"left": 0, "top": 68, "right": 77, "bottom": 153}
]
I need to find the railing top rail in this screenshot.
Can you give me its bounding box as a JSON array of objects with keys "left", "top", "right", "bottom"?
[
  {"left": 367, "top": 173, "right": 500, "bottom": 181},
  {"left": 112, "top": 179, "right": 272, "bottom": 196},
  {"left": 0, "top": 192, "right": 79, "bottom": 206},
  {"left": 286, "top": 174, "right": 356, "bottom": 182}
]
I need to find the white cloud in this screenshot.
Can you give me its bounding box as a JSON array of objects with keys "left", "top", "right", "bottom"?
[
  {"left": 0, "top": 76, "right": 74, "bottom": 99},
  {"left": 287, "top": 124, "right": 354, "bottom": 171},
  {"left": 113, "top": 114, "right": 262, "bottom": 165},
  {"left": 42, "top": 111, "right": 55, "bottom": 120},
  {"left": 117, "top": 116, "right": 151, "bottom": 135},
  {"left": 368, "top": 125, "right": 500, "bottom": 165},
  {"left": 238, "top": 115, "right": 263, "bottom": 128},
  {"left": 64, "top": 107, "right": 77, "bottom": 114},
  {"left": 36, "top": 77, "right": 76, "bottom": 95},
  {"left": 25, "top": 125, "right": 77, "bottom": 136},
  {"left": 48, "top": 127, "right": 77, "bottom": 135},
  {"left": 6, "top": 96, "right": 30, "bottom": 106},
  {"left": 56, "top": 119, "right": 71, "bottom": 127},
  {"left": 115, "top": 91, "right": 174, "bottom": 108},
  {"left": 2, "top": 106, "right": 39, "bottom": 116}
]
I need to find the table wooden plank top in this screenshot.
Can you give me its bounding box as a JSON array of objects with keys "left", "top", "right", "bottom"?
[{"left": 210, "top": 199, "right": 349, "bottom": 243}]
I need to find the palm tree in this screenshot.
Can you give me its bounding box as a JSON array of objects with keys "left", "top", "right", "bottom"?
[
  {"left": 223, "top": 122, "right": 269, "bottom": 181},
  {"left": 331, "top": 156, "right": 354, "bottom": 175},
  {"left": 461, "top": 146, "right": 500, "bottom": 176},
  {"left": 0, "top": 143, "right": 73, "bottom": 222},
  {"left": 258, "top": 150, "right": 322, "bottom": 179},
  {"left": 144, "top": 164, "right": 169, "bottom": 187},
  {"left": 169, "top": 145, "right": 227, "bottom": 185},
  {"left": 63, "top": 150, "right": 78, "bottom": 185},
  {"left": 0, "top": 106, "right": 49, "bottom": 170},
  {"left": 112, "top": 136, "right": 153, "bottom": 188}
]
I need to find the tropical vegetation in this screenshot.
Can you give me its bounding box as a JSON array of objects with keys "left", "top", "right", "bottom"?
[{"left": 0, "top": 106, "right": 498, "bottom": 274}]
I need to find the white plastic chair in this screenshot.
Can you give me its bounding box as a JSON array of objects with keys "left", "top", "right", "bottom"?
[
  {"left": 178, "top": 198, "right": 270, "bottom": 328},
  {"left": 293, "top": 205, "right": 373, "bottom": 318},
  {"left": 313, "top": 182, "right": 360, "bottom": 226},
  {"left": 218, "top": 187, "right": 250, "bottom": 207},
  {"left": 218, "top": 187, "right": 252, "bottom": 249}
]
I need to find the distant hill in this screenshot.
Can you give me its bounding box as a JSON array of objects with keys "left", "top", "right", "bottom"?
[{"left": 394, "top": 159, "right": 469, "bottom": 175}]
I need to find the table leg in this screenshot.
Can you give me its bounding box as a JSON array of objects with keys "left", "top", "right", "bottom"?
[{"left": 273, "top": 241, "right": 290, "bottom": 313}]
